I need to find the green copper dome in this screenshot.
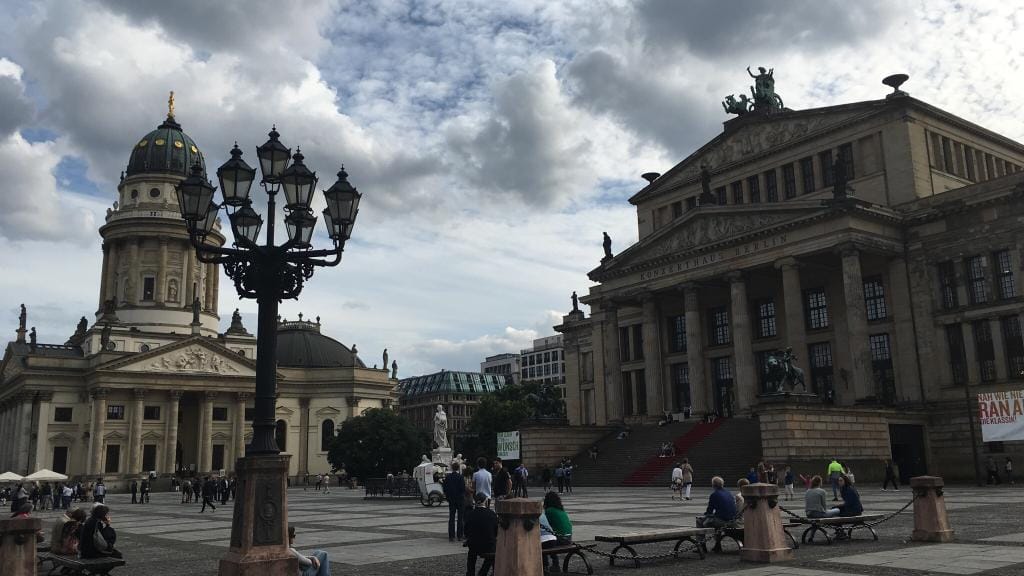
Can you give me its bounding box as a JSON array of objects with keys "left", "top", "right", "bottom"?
[{"left": 126, "top": 115, "right": 205, "bottom": 178}]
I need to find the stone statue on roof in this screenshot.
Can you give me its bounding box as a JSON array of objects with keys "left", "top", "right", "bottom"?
[
  {"left": 571, "top": 291, "right": 579, "bottom": 312},
  {"left": 392, "top": 360, "right": 398, "bottom": 379},
  {"left": 29, "top": 327, "right": 36, "bottom": 347},
  {"left": 383, "top": 348, "right": 389, "bottom": 371},
  {"left": 747, "top": 66, "right": 784, "bottom": 112},
  {"left": 602, "top": 232, "right": 613, "bottom": 261},
  {"left": 832, "top": 153, "right": 852, "bottom": 199}
]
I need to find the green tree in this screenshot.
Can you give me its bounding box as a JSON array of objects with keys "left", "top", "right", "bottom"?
[
  {"left": 457, "top": 381, "right": 547, "bottom": 460},
  {"left": 327, "top": 408, "right": 429, "bottom": 480}
]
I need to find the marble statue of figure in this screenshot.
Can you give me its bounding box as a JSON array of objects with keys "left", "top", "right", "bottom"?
[
  {"left": 433, "top": 404, "right": 449, "bottom": 449},
  {"left": 382, "top": 348, "right": 389, "bottom": 371},
  {"left": 29, "top": 327, "right": 36, "bottom": 346},
  {"left": 391, "top": 359, "right": 398, "bottom": 379},
  {"left": 19, "top": 304, "right": 26, "bottom": 331},
  {"left": 421, "top": 454, "right": 430, "bottom": 465}
]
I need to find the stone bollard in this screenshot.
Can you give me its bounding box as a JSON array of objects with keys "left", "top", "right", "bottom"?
[
  {"left": 740, "top": 483, "right": 793, "bottom": 563},
  {"left": 0, "top": 517, "right": 41, "bottom": 576},
  {"left": 494, "top": 498, "right": 543, "bottom": 576},
  {"left": 911, "top": 476, "right": 954, "bottom": 542}
]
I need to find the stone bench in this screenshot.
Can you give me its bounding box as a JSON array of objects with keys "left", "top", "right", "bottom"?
[
  {"left": 594, "top": 527, "right": 714, "bottom": 566},
  {"left": 38, "top": 553, "right": 125, "bottom": 576},
  {"left": 793, "top": 514, "right": 887, "bottom": 544},
  {"left": 480, "top": 542, "right": 595, "bottom": 575}
]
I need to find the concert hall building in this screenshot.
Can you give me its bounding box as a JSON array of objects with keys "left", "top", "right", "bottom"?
[{"left": 556, "top": 78, "right": 1024, "bottom": 479}]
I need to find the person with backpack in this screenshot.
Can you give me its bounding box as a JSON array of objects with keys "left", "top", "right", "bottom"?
[{"left": 513, "top": 463, "right": 529, "bottom": 498}]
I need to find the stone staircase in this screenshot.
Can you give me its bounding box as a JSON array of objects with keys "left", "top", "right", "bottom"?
[{"left": 568, "top": 417, "right": 763, "bottom": 488}]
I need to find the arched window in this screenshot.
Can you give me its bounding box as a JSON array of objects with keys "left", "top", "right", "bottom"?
[
  {"left": 275, "top": 419, "right": 288, "bottom": 452},
  {"left": 321, "top": 419, "right": 335, "bottom": 452}
]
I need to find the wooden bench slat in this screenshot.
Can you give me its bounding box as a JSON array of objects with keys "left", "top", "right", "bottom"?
[
  {"left": 594, "top": 527, "right": 713, "bottom": 544},
  {"left": 795, "top": 514, "right": 885, "bottom": 525}
]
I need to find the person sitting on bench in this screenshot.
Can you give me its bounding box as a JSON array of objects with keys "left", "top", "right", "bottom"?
[
  {"left": 288, "top": 526, "right": 330, "bottom": 576},
  {"left": 542, "top": 492, "right": 573, "bottom": 572},
  {"left": 837, "top": 475, "right": 863, "bottom": 517},
  {"left": 79, "top": 504, "right": 122, "bottom": 559},
  {"left": 50, "top": 507, "right": 86, "bottom": 555},
  {"left": 804, "top": 475, "right": 839, "bottom": 518}
]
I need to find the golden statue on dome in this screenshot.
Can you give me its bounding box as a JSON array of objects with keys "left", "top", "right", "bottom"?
[{"left": 168, "top": 90, "right": 175, "bottom": 119}]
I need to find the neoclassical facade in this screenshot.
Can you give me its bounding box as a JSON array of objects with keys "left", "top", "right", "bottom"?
[
  {"left": 557, "top": 82, "right": 1024, "bottom": 478},
  {"left": 0, "top": 107, "right": 395, "bottom": 485}
]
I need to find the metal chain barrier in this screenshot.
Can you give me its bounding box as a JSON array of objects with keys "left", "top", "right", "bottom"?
[{"left": 778, "top": 493, "right": 917, "bottom": 530}]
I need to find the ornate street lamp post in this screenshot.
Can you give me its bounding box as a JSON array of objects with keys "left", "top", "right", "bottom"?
[{"left": 176, "top": 127, "right": 361, "bottom": 574}]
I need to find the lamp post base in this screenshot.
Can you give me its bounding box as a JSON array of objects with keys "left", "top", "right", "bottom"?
[{"left": 219, "top": 454, "right": 297, "bottom": 576}]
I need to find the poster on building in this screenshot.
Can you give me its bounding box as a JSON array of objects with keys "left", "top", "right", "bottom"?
[
  {"left": 979, "top": 390, "right": 1024, "bottom": 442},
  {"left": 497, "top": 430, "right": 520, "bottom": 460}
]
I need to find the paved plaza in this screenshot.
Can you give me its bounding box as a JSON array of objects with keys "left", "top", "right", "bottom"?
[{"left": 28, "top": 483, "right": 1024, "bottom": 575}]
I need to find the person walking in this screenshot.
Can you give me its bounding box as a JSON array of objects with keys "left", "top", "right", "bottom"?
[
  {"left": 542, "top": 467, "right": 552, "bottom": 492},
  {"left": 827, "top": 458, "right": 844, "bottom": 500},
  {"left": 130, "top": 480, "right": 138, "bottom": 504},
  {"left": 987, "top": 457, "right": 1002, "bottom": 485},
  {"left": 555, "top": 462, "right": 565, "bottom": 493},
  {"left": 882, "top": 459, "right": 899, "bottom": 491},
  {"left": 40, "top": 482, "right": 52, "bottom": 511},
  {"left": 61, "top": 483, "right": 74, "bottom": 511},
  {"left": 680, "top": 458, "right": 694, "bottom": 500},
  {"left": 181, "top": 479, "right": 192, "bottom": 504},
  {"left": 783, "top": 465, "right": 795, "bottom": 500},
  {"left": 200, "top": 477, "right": 217, "bottom": 513},
  {"left": 93, "top": 480, "right": 106, "bottom": 504},
  {"left": 1006, "top": 457, "right": 1015, "bottom": 485},
  {"left": 564, "top": 460, "right": 574, "bottom": 494},
  {"left": 464, "top": 492, "right": 497, "bottom": 576},
  {"left": 671, "top": 462, "right": 684, "bottom": 500},
  {"left": 443, "top": 462, "right": 466, "bottom": 542}
]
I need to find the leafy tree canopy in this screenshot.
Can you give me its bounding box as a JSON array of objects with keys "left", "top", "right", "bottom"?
[
  {"left": 327, "top": 408, "right": 430, "bottom": 480},
  {"left": 457, "top": 380, "right": 552, "bottom": 461}
]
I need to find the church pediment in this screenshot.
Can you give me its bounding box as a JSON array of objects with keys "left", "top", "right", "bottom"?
[
  {"left": 97, "top": 337, "right": 256, "bottom": 378},
  {"left": 594, "top": 205, "right": 823, "bottom": 279},
  {"left": 315, "top": 406, "right": 341, "bottom": 417},
  {"left": 637, "top": 105, "right": 879, "bottom": 201}
]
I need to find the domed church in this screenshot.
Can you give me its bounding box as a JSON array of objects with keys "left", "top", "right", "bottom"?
[{"left": 0, "top": 100, "right": 396, "bottom": 485}]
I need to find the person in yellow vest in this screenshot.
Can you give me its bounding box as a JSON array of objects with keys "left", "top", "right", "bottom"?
[{"left": 827, "top": 459, "right": 844, "bottom": 501}]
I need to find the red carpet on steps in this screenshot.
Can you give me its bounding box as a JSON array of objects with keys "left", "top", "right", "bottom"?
[{"left": 620, "top": 419, "right": 724, "bottom": 486}]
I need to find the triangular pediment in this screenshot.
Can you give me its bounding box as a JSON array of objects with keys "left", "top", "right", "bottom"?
[
  {"left": 97, "top": 336, "right": 256, "bottom": 378},
  {"left": 315, "top": 406, "right": 341, "bottom": 417},
  {"left": 48, "top": 432, "right": 75, "bottom": 443},
  {"left": 634, "top": 103, "right": 882, "bottom": 203},
  {"left": 593, "top": 203, "right": 825, "bottom": 280},
  {"left": 141, "top": 431, "right": 162, "bottom": 441}
]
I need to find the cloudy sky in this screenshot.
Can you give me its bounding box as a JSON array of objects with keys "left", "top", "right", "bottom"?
[{"left": 0, "top": 0, "right": 1020, "bottom": 375}]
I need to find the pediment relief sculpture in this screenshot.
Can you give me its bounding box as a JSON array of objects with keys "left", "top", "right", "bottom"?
[
  {"left": 137, "top": 345, "right": 243, "bottom": 375},
  {"left": 639, "top": 212, "right": 794, "bottom": 263}
]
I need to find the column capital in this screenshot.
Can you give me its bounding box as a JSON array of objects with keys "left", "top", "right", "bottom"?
[
  {"left": 133, "top": 389, "right": 146, "bottom": 400},
  {"left": 298, "top": 397, "right": 311, "bottom": 409},
  {"left": 91, "top": 388, "right": 108, "bottom": 400},
  {"left": 236, "top": 392, "right": 250, "bottom": 401},
  {"left": 345, "top": 396, "right": 361, "bottom": 407},
  {"left": 724, "top": 271, "right": 745, "bottom": 284},
  {"left": 204, "top": 390, "right": 218, "bottom": 400},
  {"left": 837, "top": 242, "right": 861, "bottom": 258},
  {"left": 35, "top": 391, "right": 54, "bottom": 403},
  {"left": 774, "top": 256, "right": 800, "bottom": 270},
  {"left": 158, "top": 237, "right": 169, "bottom": 246},
  {"left": 168, "top": 390, "right": 182, "bottom": 400}
]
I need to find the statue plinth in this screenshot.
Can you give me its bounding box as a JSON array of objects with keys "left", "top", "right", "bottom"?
[
  {"left": 432, "top": 447, "right": 453, "bottom": 465},
  {"left": 218, "top": 455, "right": 297, "bottom": 576},
  {"left": 757, "top": 391, "right": 821, "bottom": 405}
]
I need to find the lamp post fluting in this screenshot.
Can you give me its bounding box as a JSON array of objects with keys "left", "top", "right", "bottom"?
[{"left": 176, "top": 126, "right": 361, "bottom": 575}]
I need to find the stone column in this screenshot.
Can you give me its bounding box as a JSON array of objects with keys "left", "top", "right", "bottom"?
[
  {"left": 234, "top": 392, "right": 248, "bottom": 462},
  {"left": 127, "top": 239, "right": 140, "bottom": 305},
  {"left": 98, "top": 242, "right": 111, "bottom": 308},
  {"left": 990, "top": 317, "right": 1008, "bottom": 381},
  {"left": 103, "top": 241, "right": 119, "bottom": 308},
  {"left": 640, "top": 296, "right": 665, "bottom": 418},
  {"left": 888, "top": 257, "right": 922, "bottom": 402},
  {"left": 911, "top": 476, "right": 954, "bottom": 542},
  {"left": 204, "top": 262, "right": 215, "bottom": 311},
  {"left": 775, "top": 257, "right": 810, "bottom": 378},
  {"left": 728, "top": 272, "right": 757, "bottom": 410},
  {"left": 961, "top": 323, "right": 981, "bottom": 384},
  {"left": 156, "top": 239, "right": 168, "bottom": 304},
  {"left": 164, "top": 391, "right": 181, "bottom": 473},
  {"left": 88, "top": 389, "right": 108, "bottom": 476},
  {"left": 200, "top": 391, "right": 215, "bottom": 472},
  {"left": 0, "top": 403, "right": 8, "bottom": 471},
  {"left": 589, "top": 307, "right": 608, "bottom": 425},
  {"left": 840, "top": 246, "right": 872, "bottom": 400},
  {"left": 298, "top": 398, "right": 310, "bottom": 477},
  {"left": 32, "top": 393, "right": 52, "bottom": 472},
  {"left": 603, "top": 304, "right": 623, "bottom": 422},
  {"left": 185, "top": 248, "right": 197, "bottom": 305},
  {"left": 16, "top": 395, "right": 32, "bottom": 473},
  {"left": 128, "top": 389, "right": 145, "bottom": 474},
  {"left": 684, "top": 284, "right": 707, "bottom": 416},
  {"left": 494, "top": 499, "right": 543, "bottom": 576}
]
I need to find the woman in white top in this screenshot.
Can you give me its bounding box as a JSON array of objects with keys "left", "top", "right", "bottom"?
[{"left": 288, "top": 526, "right": 330, "bottom": 576}]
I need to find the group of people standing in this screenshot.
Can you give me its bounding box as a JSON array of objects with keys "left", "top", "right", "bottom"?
[
  {"left": 177, "top": 476, "right": 233, "bottom": 511},
  {"left": 541, "top": 459, "right": 574, "bottom": 494},
  {"left": 3, "top": 480, "right": 103, "bottom": 513}
]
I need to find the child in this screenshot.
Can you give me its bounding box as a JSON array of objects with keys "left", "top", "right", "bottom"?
[{"left": 783, "top": 466, "right": 795, "bottom": 500}]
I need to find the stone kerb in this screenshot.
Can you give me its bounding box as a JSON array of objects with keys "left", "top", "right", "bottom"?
[
  {"left": 739, "top": 483, "right": 793, "bottom": 563},
  {"left": 494, "top": 498, "right": 543, "bottom": 576},
  {"left": 0, "top": 517, "right": 41, "bottom": 576},
  {"left": 911, "top": 475, "right": 954, "bottom": 542}
]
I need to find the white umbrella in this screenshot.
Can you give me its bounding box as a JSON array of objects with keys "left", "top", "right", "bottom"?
[
  {"left": 0, "top": 471, "right": 22, "bottom": 482},
  {"left": 22, "top": 469, "right": 68, "bottom": 482}
]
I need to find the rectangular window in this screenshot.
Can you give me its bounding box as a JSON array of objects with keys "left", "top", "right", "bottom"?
[
  {"left": 142, "top": 444, "right": 157, "bottom": 472},
  {"left": 54, "top": 407, "right": 73, "bottom": 422},
  {"left": 820, "top": 150, "right": 834, "bottom": 187},
  {"left": 805, "top": 288, "right": 830, "bottom": 330},
  {"left": 636, "top": 369, "right": 647, "bottom": 415},
  {"left": 106, "top": 405, "right": 125, "bottom": 420},
  {"left": 686, "top": 197, "right": 697, "bottom": 210},
  {"left": 973, "top": 320, "right": 996, "bottom": 382},
  {"left": 808, "top": 342, "right": 834, "bottom": 397},
  {"left": 938, "top": 261, "right": 959, "bottom": 309},
  {"left": 946, "top": 324, "right": 967, "bottom": 385},
  {"left": 715, "top": 186, "right": 727, "bottom": 205},
  {"left": 870, "top": 334, "right": 895, "bottom": 403},
  {"left": 782, "top": 164, "right": 797, "bottom": 199},
  {"left": 800, "top": 156, "right": 815, "bottom": 193},
  {"left": 839, "top": 143, "right": 855, "bottom": 179},
  {"left": 747, "top": 175, "right": 761, "bottom": 203},
  {"left": 985, "top": 154, "right": 995, "bottom": 179},
  {"left": 942, "top": 137, "right": 954, "bottom": 174},
  {"left": 671, "top": 363, "right": 690, "bottom": 411},
  {"left": 731, "top": 181, "right": 744, "bottom": 204},
  {"left": 621, "top": 372, "right": 634, "bottom": 416},
  {"left": 764, "top": 170, "right": 778, "bottom": 202},
  {"left": 142, "top": 277, "right": 155, "bottom": 301},
  {"left": 212, "top": 407, "right": 228, "bottom": 421},
  {"left": 632, "top": 324, "right": 644, "bottom": 360},
  {"left": 672, "top": 201, "right": 683, "bottom": 219},
  {"left": 966, "top": 255, "right": 991, "bottom": 304},
  {"left": 619, "top": 326, "right": 630, "bottom": 362},
  {"left": 756, "top": 299, "right": 777, "bottom": 338},
  {"left": 668, "top": 315, "right": 687, "bottom": 353},
  {"left": 104, "top": 444, "right": 120, "bottom": 474},
  {"left": 143, "top": 406, "right": 161, "bottom": 420},
  {"left": 1001, "top": 316, "right": 1024, "bottom": 378},
  {"left": 710, "top": 307, "right": 731, "bottom": 346},
  {"left": 212, "top": 445, "right": 225, "bottom": 471},
  {"left": 964, "top": 146, "right": 976, "bottom": 181},
  {"left": 995, "top": 250, "right": 1015, "bottom": 299},
  {"left": 863, "top": 277, "right": 888, "bottom": 321}
]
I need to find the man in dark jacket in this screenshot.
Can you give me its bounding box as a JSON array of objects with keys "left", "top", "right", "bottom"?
[
  {"left": 464, "top": 492, "right": 497, "bottom": 576},
  {"left": 443, "top": 463, "right": 466, "bottom": 541},
  {"left": 200, "top": 477, "right": 216, "bottom": 513},
  {"left": 129, "top": 480, "right": 138, "bottom": 504}
]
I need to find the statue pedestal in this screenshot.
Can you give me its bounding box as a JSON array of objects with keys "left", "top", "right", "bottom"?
[
  {"left": 739, "top": 483, "right": 793, "bottom": 563},
  {"left": 495, "top": 499, "right": 543, "bottom": 576},
  {"left": 0, "top": 517, "right": 40, "bottom": 576},
  {"left": 219, "top": 455, "right": 298, "bottom": 576},
  {"left": 432, "top": 447, "right": 453, "bottom": 465},
  {"left": 911, "top": 476, "right": 954, "bottom": 542}
]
